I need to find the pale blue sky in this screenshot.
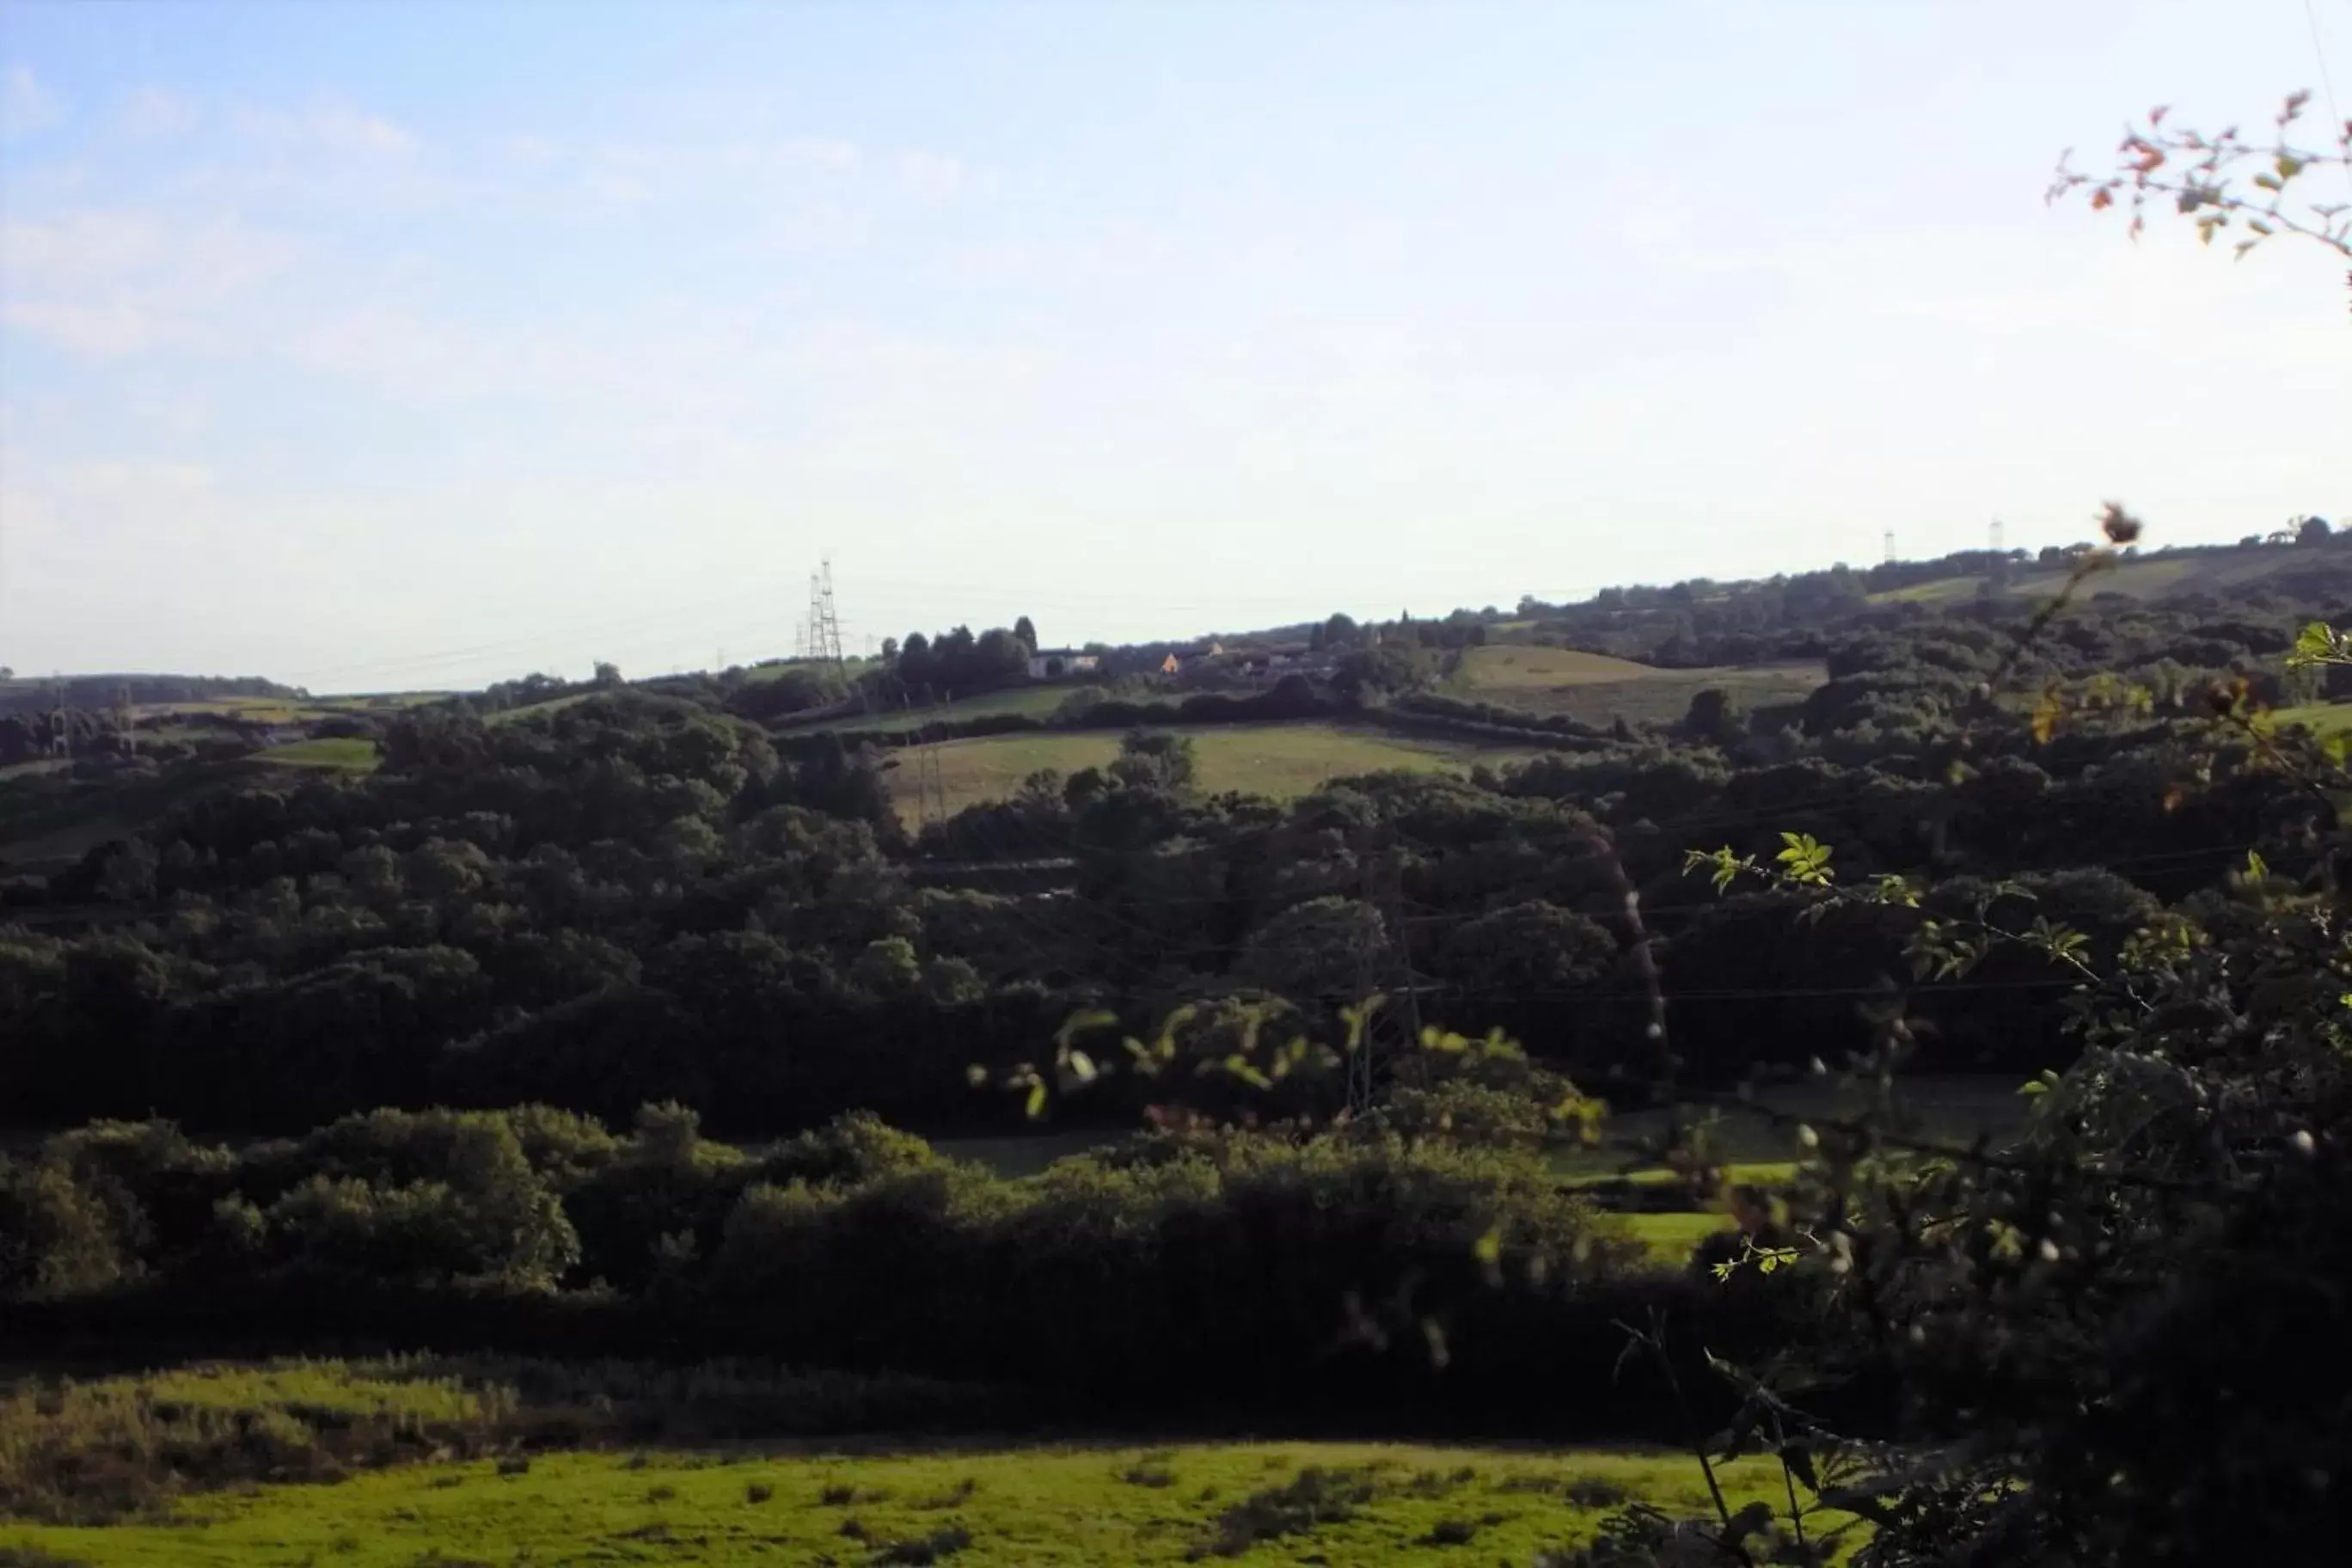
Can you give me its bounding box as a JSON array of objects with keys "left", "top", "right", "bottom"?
[{"left": 3, "top": 2, "right": 2347, "bottom": 692}]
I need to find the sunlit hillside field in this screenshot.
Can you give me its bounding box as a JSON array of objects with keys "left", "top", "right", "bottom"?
[
  {"left": 886, "top": 723, "right": 1530, "bottom": 827},
  {"left": 1454, "top": 646, "right": 1826, "bottom": 725}
]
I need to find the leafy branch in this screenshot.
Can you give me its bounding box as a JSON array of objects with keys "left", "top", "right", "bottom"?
[{"left": 2048, "top": 91, "right": 2352, "bottom": 265}]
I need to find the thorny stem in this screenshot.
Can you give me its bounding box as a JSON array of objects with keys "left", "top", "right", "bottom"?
[
  {"left": 1774, "top": 1412, "right": 1808, "bottom": 1555},
  {"left": 1620, "top": 1311, "right": 1748, "bottom": 1560}
]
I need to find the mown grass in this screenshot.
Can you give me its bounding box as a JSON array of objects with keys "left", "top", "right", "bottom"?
[
  {"left": 891, "top": 723, "right": 1525, "bottom": 825},
  {"left": 1455, "top": 649, "right": 1825, "bottom": 726},
  {"left": 801, "top": 685, "right": 1076, "bottom": 738},
  {"left": 248, "top": 738, "right": 380, "bottom": 773},
  {"left": 1455, "top": 646, "right": 1674, "bottom": 688},
  {"left": 2275, "top": 701, "right": 2352, "bottom": 740},
  {"left": 1865, "top": 576, "right": 1988, "bottom": 605},
  {"left": 1, "top": 1439, "right": 1851, "bottom": 1565},
  {"left": 483, "top": 694, "right": 599, "bottom": 726},
  {"left": 1618, "top": 1210, "right": 1737, "bottom": 1264}
]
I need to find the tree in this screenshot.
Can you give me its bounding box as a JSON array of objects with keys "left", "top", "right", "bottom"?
[
  {"left": 1681, "top": 686, "right": 1741, "bottom": 741},
  {"left": 2299, "top": 514, "right": 2332, "bottom": 545},
  {"left": 1106, "top": 730, "right": 1196, "bottom": 794},
  {"left": 592, "top": 661, "right": 622, "bottom": 687},
  {"left": 1013, "top": 616, "right": 1038, "bottom": 652},
  {"left": 1320, "top": 612, "right": 1360, "bottom": 650}
]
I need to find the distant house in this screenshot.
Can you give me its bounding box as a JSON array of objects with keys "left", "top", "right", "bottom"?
[
  {"left": 1026, "top": 650, "right": 1099, "bottom": 680},
  {"left": 1161, "top": 641, "right": 1230, "bottom": 678},
  {"left": 1242, "top": 650, "right": 1337, "bottom": 683}
]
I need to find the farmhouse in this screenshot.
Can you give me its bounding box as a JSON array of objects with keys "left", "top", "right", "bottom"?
[{"left": 1026, "top": 649, "right": 1099, "bottom": 680}]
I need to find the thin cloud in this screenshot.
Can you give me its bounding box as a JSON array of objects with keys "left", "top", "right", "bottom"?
[
  {"left": 895, "top": 149, "right": 984, "bottom": 199},
  {"left": 780, "top": 136, "right": 861, "bottom": 171},
  {"left": 1, "top": 64, "right": 64, "bottom": 142},
  {"left": 116, "top": 87, "right": 202, "bottom": 139},
  {"left": 0, "top": 210, "right": 306, "bottom": 358},
  {"left": 229, "top": 100, "right": 418, "bottom": 155}
]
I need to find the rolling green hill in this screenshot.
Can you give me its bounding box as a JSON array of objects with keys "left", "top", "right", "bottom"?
[{"left": 1867, "top": 539, "right": 2334, "bottom": 607}]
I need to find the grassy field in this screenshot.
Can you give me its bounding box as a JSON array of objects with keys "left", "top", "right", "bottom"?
[
  {"left": 1620, "top": 1210, "right": 1736, "bottom": 1263},
  {"left": 1454, "top": 647, "right": 1826, "bottom": 726},
  {"left": 484, "top": 693, "right": 602, "bottom": 726},
  {"left": 1, "top": 1439, "right": 1841, "bottom": 1566},
  {"left": 1867, "top": 576, "right": 1988, "bottom": 605},
  {"left": 2275, "top": 701, "right": 2352, "bottom": 739},
  {"left": 891, "top": 723, "right": 1526, "bottom": 825},
  {"left": 801, "top": 684, "right": 1076, "bottom": 738},
  {"left": 250, "top": 737, "right": 381, "bottom": 772},
  {"left": 1865, "top": 540, "right": 2325, "bottom": 607},
  {"left": 1455, "top": 646, "right": 1667, "bottom": 688}
]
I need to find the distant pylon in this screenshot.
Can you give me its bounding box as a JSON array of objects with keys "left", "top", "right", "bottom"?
[
  {"left": 809, "top": 558, "right": 846, "bottom": 671},
  {"left": 1990, "top": 518, "right": 2005, "bottom": 553},
  {"left": 1883, "top": 529, "right": 1896, "bottom": 565}
]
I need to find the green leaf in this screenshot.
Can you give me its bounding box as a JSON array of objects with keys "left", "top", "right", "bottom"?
[
  {"left": 1054, "top": 1008, "right": 1119, "bottom": 1047},
  {"left": 2289, "top": 622, "right": 2346, "bottom": 669},
  {"left": 1024, "top": 1081, "right": 1049, "bottom": 1120},
  {"left": 2245, "top": 849, "right": 2269, "bottom": 883},
  {"left": 1472, "top": 1228, "right": 1502, "bottom": 1266},
  {"left": 2018, "top": 1080, "right": 2049, "bottom": 1097}
]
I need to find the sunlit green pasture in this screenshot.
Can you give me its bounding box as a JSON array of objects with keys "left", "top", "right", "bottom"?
[{"left": 3, "top": 1440, "right": 1848, "bottom": 1566}]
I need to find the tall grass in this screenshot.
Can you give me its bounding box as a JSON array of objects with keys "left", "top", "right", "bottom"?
[{"left": 0, "top": 1356, "right": 1004, "bottom": 1524}]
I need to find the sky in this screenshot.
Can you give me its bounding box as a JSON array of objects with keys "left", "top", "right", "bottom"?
[{"left": 3, "top": 2, "right": 2348, "bottom": 694}]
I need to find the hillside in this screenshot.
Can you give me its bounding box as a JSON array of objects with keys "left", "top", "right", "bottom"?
[
  {"left": 1868, "top": 536, "right": 2337, "bottom": 606},
  {"left": 886, "top": 722, "right": 1525, "bottom": 828},
  {"left": 1453, "top": 646, "right": 1827, "bottom": 725},
  {"left": 0, "top": 673, "right": 308, "bottom": 718}
]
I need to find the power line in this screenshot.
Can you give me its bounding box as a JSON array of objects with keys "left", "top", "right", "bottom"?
[{"left": 2308, "top": 0, "right": 2351, "bottom": 199}]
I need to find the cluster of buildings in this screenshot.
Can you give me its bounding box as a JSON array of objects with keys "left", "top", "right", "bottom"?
[{"left": 1023, "top": 640, "right": 1339, "bottom": 685}]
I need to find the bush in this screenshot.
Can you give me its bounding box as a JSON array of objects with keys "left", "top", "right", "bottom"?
[{"left": 705, "top": 1131, "right": 1668, "bottom": 1422}]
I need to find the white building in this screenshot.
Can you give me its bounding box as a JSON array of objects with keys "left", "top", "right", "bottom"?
[{"left": 1026, "top": 650, "right": 1100, "bottom": 680}]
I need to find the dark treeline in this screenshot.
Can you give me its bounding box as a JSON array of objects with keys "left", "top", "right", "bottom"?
[{"left": 0, "top": 1100, "right": 1808, "bottom": 1436}]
